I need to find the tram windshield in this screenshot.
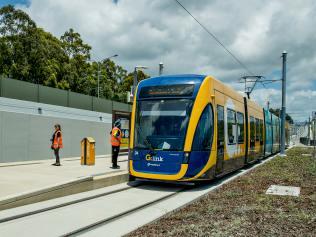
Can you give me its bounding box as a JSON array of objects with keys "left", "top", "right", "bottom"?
[{"left": 135, "top": 99, "right": 193, "bottom": 151}]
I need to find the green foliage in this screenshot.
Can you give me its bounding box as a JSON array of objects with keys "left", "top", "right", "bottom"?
[
  {"left": 60, "top": 28, "right": 91, "bottom": 60},
  {"left": 120, "top": 70, "right": 149, "bottom": 93},
  {"left": 0, "top": 5, "right": 150, "bottom": 103},
  {"left": 0, "top": 5, "right": 36, "bottom": 36}
]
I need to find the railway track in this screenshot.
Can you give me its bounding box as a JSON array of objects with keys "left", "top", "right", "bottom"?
[
  {"left": 0, "top": 181, "right": 189, "bottom": 237},
  {"left": 0, "top": 152, "right": 282, "bottom": 237},
  {"left": 0, "top": 182, "right": 140, "bottom": 224},
  {"left": 62, "top": 185, "right": 189, "bottom": 237}
]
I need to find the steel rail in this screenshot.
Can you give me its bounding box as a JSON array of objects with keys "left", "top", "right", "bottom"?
[
  {"left": 0, "top": 182, "right": 143, "bottom": 224},
  {"left": 61, "top": 186, "right": 190, "bottom": 237}
]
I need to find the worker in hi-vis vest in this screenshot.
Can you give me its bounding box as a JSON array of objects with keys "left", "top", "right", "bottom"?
[
  {"left": 51, "top": 124, "right": 63, "bottom": 166},
  {"left": 110, "top": 120, "right": 122, "bottom": 169}
]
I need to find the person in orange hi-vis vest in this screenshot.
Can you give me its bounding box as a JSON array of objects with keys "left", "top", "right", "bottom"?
[
  {"left": 110, "top": 120, "right": 122, "bottom": 169},
  {"left": 51, "top": 124, "right": 63, "bottom": 166}
]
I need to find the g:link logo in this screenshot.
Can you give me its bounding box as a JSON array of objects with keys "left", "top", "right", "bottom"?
[{"left": 145, "top": 154, "right": 164, "bottom": 162}]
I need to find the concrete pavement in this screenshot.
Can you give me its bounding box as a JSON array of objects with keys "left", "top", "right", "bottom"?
[{"left": 0, "top": 154, "right": 128, "bottom": 209}]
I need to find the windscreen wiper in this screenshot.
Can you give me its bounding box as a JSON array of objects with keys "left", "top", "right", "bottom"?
[{"left": 136, "top": 126, "right": 155, "bottom": 151}]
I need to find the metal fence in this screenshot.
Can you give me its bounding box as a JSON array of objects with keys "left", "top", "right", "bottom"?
[{"left": 0, "top": 77, "right": 132, "bottom": 113}]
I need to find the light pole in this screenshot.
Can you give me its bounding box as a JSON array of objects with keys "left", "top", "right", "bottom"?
[
  {"left": 280, "top": 51, "right": 287, "bottom": 156},
  {"left": 159, "top": 62, "right": 164, "bottom": 76},
  {"left": 97, "top": 54, "right": 118, "bottom": 98},
  {"left": 133, "top": 66, "right": 148, "bottom": 96}
]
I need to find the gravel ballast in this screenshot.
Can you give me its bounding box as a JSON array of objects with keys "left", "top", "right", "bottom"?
[{"left": 127, "top": 147, "right": 316, "bottom": 237}]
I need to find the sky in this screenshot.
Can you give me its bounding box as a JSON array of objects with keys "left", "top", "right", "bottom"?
[{"left": 2, "top": 0, "right": 316, "bottom": 122}]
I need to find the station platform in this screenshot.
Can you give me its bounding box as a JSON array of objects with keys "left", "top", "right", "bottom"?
[{"left": 0, "top": 154, "right": 128, "bottom": 210}]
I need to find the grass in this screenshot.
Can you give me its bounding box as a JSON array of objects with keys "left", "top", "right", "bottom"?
[{"left": 127, "top": 147, "right": 316, "bottom": 237}]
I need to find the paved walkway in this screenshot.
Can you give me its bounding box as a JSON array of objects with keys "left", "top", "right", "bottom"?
[{"left": 0, "top": 155, "right": 128, "bottom": 199}]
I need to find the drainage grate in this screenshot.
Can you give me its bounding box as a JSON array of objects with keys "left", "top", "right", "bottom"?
[{"left": 266, "top": 185, "right": 300, "bottom": 197}]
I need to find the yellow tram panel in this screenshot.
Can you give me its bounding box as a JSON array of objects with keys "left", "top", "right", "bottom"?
[{"left": 246, "top": 99, "right": 265, "bottom": 161}]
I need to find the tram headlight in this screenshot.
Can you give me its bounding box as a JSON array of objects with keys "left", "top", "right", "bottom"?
[{"left": 183, "top": 152, "right": 190, "bottom": 164}]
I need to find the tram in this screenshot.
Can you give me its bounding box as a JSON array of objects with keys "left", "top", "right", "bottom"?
[{"left": 128, "top": 74, "right": 283, "bottom": 182}]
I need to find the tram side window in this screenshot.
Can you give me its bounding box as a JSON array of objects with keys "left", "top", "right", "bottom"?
[
  {"left": 237, "top": 112, "right": 244, "bottom": 144},
  {"left": 255, "top": 118, "right": 260, "bottom": 141},
  {"left": 192, "top": 104, "right": 213, "bottom": 151},
  {"left": 260, "top": 120, "right": 264, "bottom": 144},
  {"left": 227, "top": 109, "right": 236, "bottom": 144},
  {"left": 250, "top": 116, "right": 255, "bottom": 142},
  {"left": 276, "top": 120, "right": 280, "bottom": 143},
  {"left": 217, "top": 105, "right": 225, "bottom": 146},
  {"left": 273, "top": 120, "right": 277, "bottom": 143}
]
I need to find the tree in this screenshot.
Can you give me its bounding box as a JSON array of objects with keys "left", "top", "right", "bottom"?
[
  {"left": 118, "top": 70, "right": 150, "bottom": 102},
  {"left": 0, "top": 5, "right": 151, "bottom": 103},
  {"left": 120, "top": 70, "right": 149, "bottom": 93},
  {"left": 0, "top": 5, "right": 36, "bottom": 36},
  {"left": 60, "top": 28, "right": 91, "bottom": 60},
  {"left": 0, "top": 5, "right": 69, "bottom": 87},
  {"left": 100, "top": 59, "right": 127, "bottom": 100},
  {"left": 0, "top": 5, "right": 37, "bottom": 81},
  {"left": 30, "top": 28, "right": 69, "bottom": 88},
  {"left": 60, "top": 28, "right": 92, "bottom": 93}
]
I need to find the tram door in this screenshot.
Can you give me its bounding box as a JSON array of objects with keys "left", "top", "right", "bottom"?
[
  {"left": 216, "top": 105, "right": 225, "bottom": 174},
  {"left": 249, "top": 116, "right": 256, "bottom": 161}
]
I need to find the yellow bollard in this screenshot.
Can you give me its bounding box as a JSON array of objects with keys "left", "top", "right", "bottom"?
[{"left": 81, "top": 137, "right": 95, "bottom": 165}]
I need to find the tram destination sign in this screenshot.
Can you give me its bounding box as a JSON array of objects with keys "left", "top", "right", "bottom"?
[{"left": 139, "top": 84, "right": 195, "bottom": 98}]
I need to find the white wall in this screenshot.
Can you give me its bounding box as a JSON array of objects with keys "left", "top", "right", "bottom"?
[{"left": 0, "top": 97, "right": 113, "bottom": 163}]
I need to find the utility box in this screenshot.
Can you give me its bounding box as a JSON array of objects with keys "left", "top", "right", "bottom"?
[{"left": 81, "top": 137, "right": 95, "bottom": 165}]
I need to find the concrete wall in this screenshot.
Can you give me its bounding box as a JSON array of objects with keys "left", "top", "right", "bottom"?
[{"left": 0, "top": 97, "right": 114, "bottom": 163}]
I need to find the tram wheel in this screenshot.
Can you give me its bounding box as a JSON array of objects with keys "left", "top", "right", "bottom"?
[{"left": 128, "top": 174, "right": 136, "bottom": 181}]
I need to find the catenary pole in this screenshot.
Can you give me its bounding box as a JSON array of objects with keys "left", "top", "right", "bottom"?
[
  {"left": 308, "top": 116, "right": 311, "bottom": 144},
  {"left": 133, "top": 66, "right": 148, "bottom": 97},
  {"left": 159, "top": 62, "right": 164, "bottom": 76},
  {"left": 280, "top": 51, "right": 287, "bottom": 156},
  {"left": 97, "top": 62, "right": 100, "bottom": 98},
  {"left": 133, "top": 68, "right": 137, "bottom": 96},
  {"left": 313, "top": 117, "right": 316, "bottom": 158}
]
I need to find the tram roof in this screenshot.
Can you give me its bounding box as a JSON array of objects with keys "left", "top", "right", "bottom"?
[
  {"left": 136, "top": 74, "right": 206, "bottom": 98},
  {"left": 138, "top": 74, "right": 206, "bottom": 87},
  {"left": 136, "top": 74, "right": 267, "bottom": 115}
]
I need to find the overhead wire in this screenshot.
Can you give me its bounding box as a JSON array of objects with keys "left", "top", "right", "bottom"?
[
  {"left": 174, "top": 0, "right": 255, "bottom": 76},
  {"left": 174, "top": 0, "right": 293, "bottom": 103}
]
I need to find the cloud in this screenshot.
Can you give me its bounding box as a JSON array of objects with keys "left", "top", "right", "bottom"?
[{"left": 16, "top": 0, "right": 316, "bottom": 121}]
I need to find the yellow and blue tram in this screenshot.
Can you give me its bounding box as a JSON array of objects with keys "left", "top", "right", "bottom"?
[{"left": 128, "top": 74, "right": 283, "bottom": 182}]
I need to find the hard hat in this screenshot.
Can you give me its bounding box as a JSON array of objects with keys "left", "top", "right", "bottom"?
[{"left": 114, "top": 119, "right": 121, "bottom": 128}]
